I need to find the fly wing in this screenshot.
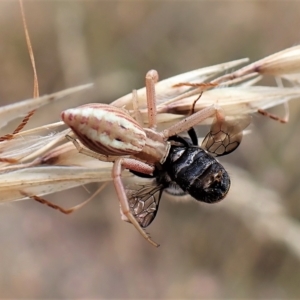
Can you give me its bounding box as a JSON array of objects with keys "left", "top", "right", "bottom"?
[
  {"left": 201, "top": 115, "right": 251, "bottom": 156},
  {"left": 126, "top": 181, "right": 163, "bottom": 228}
]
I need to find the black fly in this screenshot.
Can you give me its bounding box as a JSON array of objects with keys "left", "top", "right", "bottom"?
[{"left": 127, "top": 115, "right": 250, "bottom": 228}]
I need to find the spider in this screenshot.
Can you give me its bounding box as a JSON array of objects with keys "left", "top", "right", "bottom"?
[{"left": 60, "top": 70, "right": 248, "bottom": 247}]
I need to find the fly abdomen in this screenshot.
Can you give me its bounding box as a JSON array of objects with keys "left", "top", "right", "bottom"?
[{"left": 165, "top": 146, "right": 230, "bottom": 203}]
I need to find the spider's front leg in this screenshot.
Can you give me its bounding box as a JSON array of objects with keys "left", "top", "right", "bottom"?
[
  {"left": 145, "top": 70, "right": 159, "bottom": 129},
  {"left": 112, "top": 157, "right": 159, "bottom": 247},
  {"left": 161, "top": 105, "right": 221, "bottom": 139},
  {"left": 130, "top": 70, "right": 159, "bottom": 129},
  {"left": 161, "top": 104, "right": 250, "bottom": 156}
]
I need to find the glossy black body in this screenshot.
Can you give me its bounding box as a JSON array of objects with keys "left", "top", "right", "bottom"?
[
  {"left": 157, "top": 137, "right": 230, "bottom": 203},
  {"left": 129, "top": 128, "right": 231, "bottom": 228}
]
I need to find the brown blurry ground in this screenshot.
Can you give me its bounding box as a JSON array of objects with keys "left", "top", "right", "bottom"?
[{"left": 0, "top": 1, "right": 300, "bottom": 298}]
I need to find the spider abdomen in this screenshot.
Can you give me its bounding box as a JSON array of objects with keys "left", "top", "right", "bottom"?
[{"left": 61, "top": 103, "right": 146, "bottom": 156}]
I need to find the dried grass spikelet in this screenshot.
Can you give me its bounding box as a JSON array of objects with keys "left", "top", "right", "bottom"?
[
  {"left": 0, "top": 84, "right": 126, "bottom": 203},
  {"left": 0, "top": 46, "right": 300, "bottom": 204},
  {"left": 1, "top": 46, "right": 300, "bottom": 256},
  {"left": 113, "top": 45, "right": 300, "bottom": 125}
]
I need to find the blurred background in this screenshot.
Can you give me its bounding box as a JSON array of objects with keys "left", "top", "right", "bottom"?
[{"left": 0, "top": 1, "right": 300, "bottom": 298}]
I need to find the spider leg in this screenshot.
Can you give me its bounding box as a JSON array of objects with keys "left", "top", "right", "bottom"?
[
  {"left": 112, "top": 157, "right": 159, "bottom": 247},
  {"left": 66, "top": 135, "right": 117, "bottom": 162},
  {"left": 145, "top": 70, "right": 159, "bottom": 129},
  {"left": 161, "top": 105, "right": 223, "bottom": 139}
]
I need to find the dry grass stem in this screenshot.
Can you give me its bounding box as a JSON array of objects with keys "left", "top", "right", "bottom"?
[
  {"left": 0, "top": 46, "right": 300, "bottom": 258},
  {"left": 1, "top": 47, "right": 300, "bottom": 200}
]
